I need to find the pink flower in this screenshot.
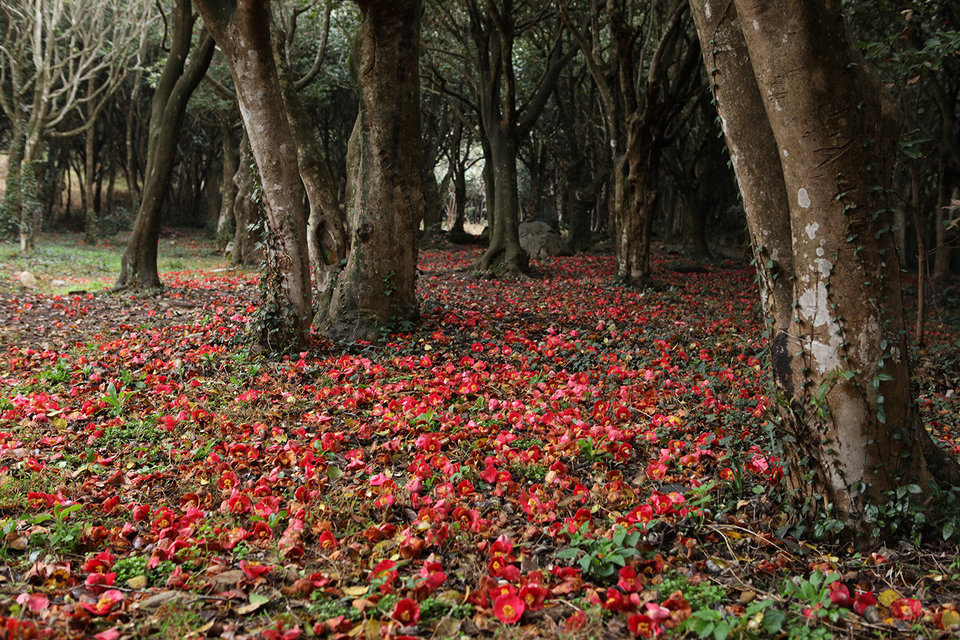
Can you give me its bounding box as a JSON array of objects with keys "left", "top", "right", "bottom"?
[
  {"left": 81, "top": 589, "right": 124, "bottom": 615},
  {"left": 240, "top": 560, "right": 272, "bottom": 581},
  {"left": 16, "top": 593, "right": 49, "bottom": 612},
  {"left": 627, "top": 613, "right": 661, "bottom": 637},
  {"left": 618, "top": 566, "right": 641, "bottom": 593}
]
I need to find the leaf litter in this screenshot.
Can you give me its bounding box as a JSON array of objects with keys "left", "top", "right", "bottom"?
[{"left": 0, "top": 242, "right": 958, "bottom": 639}]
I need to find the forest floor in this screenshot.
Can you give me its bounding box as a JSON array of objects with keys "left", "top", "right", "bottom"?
[{"left": 0, "top": 232, "right": 959, "bottom": 639}]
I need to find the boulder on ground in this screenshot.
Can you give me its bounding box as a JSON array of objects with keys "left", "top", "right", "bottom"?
[
  {"left": 18, "top": 271, "right": 37, "bottom": 288},
  {"left": 519, "top": 221, "right": 569, "bottom": 258}
]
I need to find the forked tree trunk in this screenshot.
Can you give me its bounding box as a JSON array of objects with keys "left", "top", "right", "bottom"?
[
  {"left": 690, "top": 0, "right": 960, "bottom": 538},
  {"left": 117, "top": 0, "right": 214, "bottom": 289},
  {"left": 318, "top": 0, "right": 423, "bottom": 341},
  {"left": 193, "top": 0, "right": 313, "bottom": 351},
  {"left": 272, "top": 26, "right": 347, "bottom": 305}
]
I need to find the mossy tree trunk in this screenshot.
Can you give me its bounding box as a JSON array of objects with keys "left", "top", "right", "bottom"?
[
  {"left": 690, "top": 0, "right": 960, "bottom": 539},
  {"left": 317, "top": 0, "right": 423, "bottom": 341}
]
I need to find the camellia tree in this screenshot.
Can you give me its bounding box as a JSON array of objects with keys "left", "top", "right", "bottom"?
[
  {"left": 192, "top": 0, "right": 423, "bottom": 348},
  {"left": 689, "top": 0, "right": 960, "bottom": 540}
]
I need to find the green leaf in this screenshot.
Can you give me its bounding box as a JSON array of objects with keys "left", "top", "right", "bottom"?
[
  {"left": 761, "top": 607, "right": 785, "bottom": 633},
  {"left": 612, "top": 526, "right": 626, "bottom": 546},
  {"left": 555, "top": 548, "right": 580, "bottom": 560},
  {"left": 942, "top": 521, "right": 955, "bottom": 540}
]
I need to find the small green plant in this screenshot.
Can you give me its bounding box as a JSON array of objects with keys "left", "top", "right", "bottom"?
[
  {"left": 556, "top": 523, "right": 641, "bottom": 581},
  {"left": 309, "top": 595, "right": 362, "bottom": 621},
  {"left": 509, "top": 461, "right": 548, "bottom": 482},
  {"left": 419, "top": 596, "right": 474, "bottom": 621},
  {"left": 103, "top": 381, "right": 133, "bottom": 417},
  {"left": 102, "top": 420, "right": 165, "bottom": 447},
  {"left": 781, "top": 571, "right": 846, "bottom": 624},
  {"left": 26, "top": 502, "right": 85, "bottom": 553},
  {"left": 38, "top": 360, "right": 71, "bottom": 386},
  {"left": 112, "top": 555, "right": 176, "bottom": 587},
  {"left": 686, "top": 598, "right": 785, "bottom": 640},
  {"left": 658, "top": 575, "right": 725, "bottom": 610}
]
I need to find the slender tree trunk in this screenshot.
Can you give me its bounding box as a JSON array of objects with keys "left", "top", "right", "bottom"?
[
  {"left": 117, "top": 1, "right": 214, "bottom": 289},
  {"left": 84, "top": 79, "right": 98, "bottom": 244},
  {"left": 231, "top": 134, "right": 261, "bottom": 265},
  {"left": 450, "top": 162, "right": 467, "bottom": 236},
  {"left": 319, "top": 0, "right": 423, "bottom": 341},
  {"left": 691, "top": 0, "right": 960, "bottom": 538},
  {"left": 1, "top": 118, "right": 26, "bottom": 235},
  {"left": 272, "top": 25, "right": 347, "bottom": 306},
  {"left": 216, "top": 114, "right": 239, "bottom": 250}
]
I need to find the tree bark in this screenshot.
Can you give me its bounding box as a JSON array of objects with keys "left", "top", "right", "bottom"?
[
  {"left": 230, "top": 133, "right": 261, "bottom": 265},
  {"left": 271, "top": 21, "right": 348, "bottom": 306},
  {"left": 216, "top": 112, "right": 240, "bottom": 251},
  {"left": 562, "top": 0, "right": 698, "bottom": 287},
  {"left": 318, "top": 0, "right": 423, "bottom": 341},
  {"left": 690, "top": 0, "right": 960, "bottom": 538},
  {"left": 193, "top": 0, "right": 313, "bottom": 351},
  {"left": 117, "top": 1, "right": 214, "bottom": 289},
  {"left": 84, "top": 79, "right": 98, "bottom": 244}
]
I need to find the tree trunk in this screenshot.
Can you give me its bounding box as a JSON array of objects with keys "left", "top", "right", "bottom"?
[
  {"left": 318, "top": 0, "right": 423, "bottom": 341},
  {"left": 271, "top": 25, "right": 348, "bottom": 305},
  {"left": 193, "top": 0, "right": 313, "bottom": 351},
  {"left": 478, "top": 129, "right": 528, "bottom": 273},
  {"left": 690, "top": 0, "right": 960, "bottom": 538},
  {"left": 450, "top": 161, "right": 467, "bottom": 236},
  {"left": 216, "top": 114, "right": 240, "bottom": 251},
  {"left": 84, "top": 79, "right": 98, "bottom": 244},
  {"left": 614, "top": 131, "right": 659, "bottom": 286},
  {"left": 117, "top": 1, "right": 214, "bottom": 289},
  {"left": 1, "top": 118, "right": 26, "bottom": 237},
  {"left": 231, "top": 134, "right": 261, "bottom": 265}
]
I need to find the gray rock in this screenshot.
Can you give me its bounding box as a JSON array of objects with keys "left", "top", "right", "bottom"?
[
  {"left": 519, "top": 221, "right": 568, "bottom": 258},
  {"left": 135, "top": 590, "right": 190, "bottom": 611}
]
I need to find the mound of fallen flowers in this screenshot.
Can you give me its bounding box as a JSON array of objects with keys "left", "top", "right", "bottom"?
[{"left": 1, "top": 247, "right": 959, "bottom": 639}]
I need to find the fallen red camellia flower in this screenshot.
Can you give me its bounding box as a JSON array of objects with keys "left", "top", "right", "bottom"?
[
  {"left": 391, "top": 597, "right": 420, "bottom": 625},
  {"left": 493, "top": 593, "right": 525, "bottom": 624}
]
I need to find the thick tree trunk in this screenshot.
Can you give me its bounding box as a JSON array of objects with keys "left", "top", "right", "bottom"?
[
  {"left": 478, "top": 131, "right": 528, "bottom": 273},
  {"left": 117, "top": 1, "right": 214, "bottom": 289},
  {"left": 319, "top": 0, "right": 423, "bottom": 341},
  {"left": 614, "top": 133, "right": 658, "bottom": 286},
  {"left": 193, "top": 0, "right": 313, "bottom": 351},
  {"left": 691, "top": 0, "right": 960, "bottom": 537}
]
